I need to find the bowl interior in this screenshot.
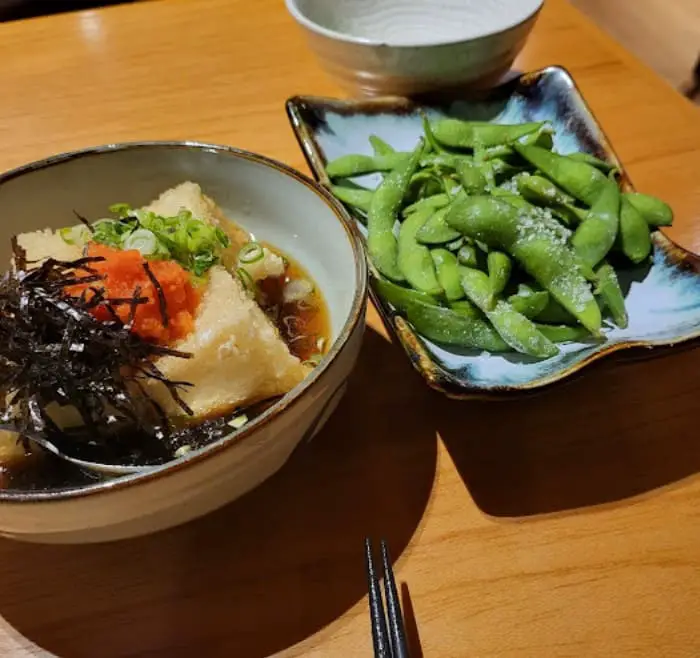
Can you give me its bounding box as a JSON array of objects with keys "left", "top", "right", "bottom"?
[
  {"left": 0, "top": 143, "right": 359, "bottom": 341},
  {"left": 288, "top": 0, "right": 543, "bottom": 46}
]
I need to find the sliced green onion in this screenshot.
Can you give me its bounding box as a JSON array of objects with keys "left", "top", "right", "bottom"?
[
  {"left": 303, "top": 353, "right": 323, "bottom": 367},
  {"left": 239, "top": 241, "right": 264, "bottom": 264},
  {"left": 228, "top": 414, "right": 248, "bottom": 429},
  {"left": 123, "top": 228, "right": 159, "bottom": 256},
  {"left": 59, "top": 225, "right": 89, "bottom": 246},
  {"left": 236, "top": 267, "right": 256, "bottom": 296},
  {"left": 174, "top": 445, "right": 192, "bottom": 458}
]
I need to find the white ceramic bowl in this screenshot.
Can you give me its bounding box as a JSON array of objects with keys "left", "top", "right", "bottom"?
[
  {"left": 0, "top": 142, "right": 367, "bottom": 544},
  {"left": 285, "top": 0, "right": 544, "bottom": 97}
]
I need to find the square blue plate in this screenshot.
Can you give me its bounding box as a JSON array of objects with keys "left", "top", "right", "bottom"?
[{"left": 286, "top": 66, "right": 700, "bottom": 398}]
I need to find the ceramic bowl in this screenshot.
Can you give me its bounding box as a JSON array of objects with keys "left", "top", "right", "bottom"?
[
  {"left": 287, "top": 65, "right": 700, "bottom": 398},
  {"left": 284, "top": 0, "right": 543, "bottom": 97},
  {"left": 0, "top": 142, "right": 367, "bottom": 544}
]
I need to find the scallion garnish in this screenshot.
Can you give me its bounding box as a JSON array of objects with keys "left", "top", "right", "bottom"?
[
  {"left": 238, "top": 241, "right": 264, "bottom": 264},
  {"left": 228, "top": 414, "right": 248, "bottom": 429},
  {"left": 236, "top": 267, "right": 256, "bottom": 297},
  {"left": 59, "top": 203, "right": 230, "bottom": 277},
  {"left": 123, "top": 228, "right": 160, "bottom": 256}
]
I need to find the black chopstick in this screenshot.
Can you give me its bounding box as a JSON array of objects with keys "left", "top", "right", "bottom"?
[
  {"left": 381, "top": 541, "right": 409, "bottom": 658},
  {"left": 365, "top": 538, "right": 409, "bottom": 658}
]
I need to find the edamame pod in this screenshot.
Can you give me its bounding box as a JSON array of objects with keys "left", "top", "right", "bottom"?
[
  {"left": 331, "top": 185, "right": 373, "bottom": 214},
  {"left": 431, "top": 248, "right": 465, "bottom": 301},
  {"left": 449, "top": 299, "right": 481, "bottom": 319},
  {"left": 516, "top": 174, "right": 584, "bottom": 224},
  {"left": 535, "top": 297, "right": 577, "bottom": 325},
  {"left": 460, "top": 267, "right": 559, "bottom": 358},
  {"left": 432, "top": 119, "right": 545, "bottom": 149},
  {"left": 487, "top": 251, "right": 512, "bottom": 296},
  {"left": 595, "top": 262, "right": 628, "bottom": 329},
  {"left": 415, "top": 206, "right": 460, "bottom": 245},
  {"left": 373, "top": 277, "right": 439, "bottom": 307},
  {"left": 398, "top": 206, "right": 443, "bottom": 296},
  {"left": 368, "top": 140, "right": 424, "bottom": 282},
  {"left": 457, "top": 244, "right": 479, "bottom": 269},
  {"left": 535, "top": 324, "right": 589, "bottom": 343},
  {"left": 326, "top": 152, "right": 408, "bottom": 178},
  {"left": 508, "top": 286, "right": 550, "bottom": 319},
  {"left": 571, "top": 179, "right": 621, "bottom": 269},
  {"left": 446, "top": 196, "right": 601, "bottom": 334},
  {"left": 369, "top": 135, "right": 395, "bottom": 156},
  {"left": 458, "top": 160, "right": 488, "bottom": 194},
  {"left": 619, "top": 195, "right": 652, "bottom": 264},
  {"left": 420, "top": 153, "right": 462, "bottom": 170},
  {"left": 567, "top": 152, "right": 617, "bottom": 174},
  {"left": 513, "top": 143, "right": 610, "bottom": 206},
  {"left": 374, "top": 277, "right": 509, "bottom": 351},
  {"left": 624, "top": 192, "right": 673, "bottom": 227},
  {"left": 403, "top": 193, "right": 450, "bottom": 216},
  {"left": 484, "top": 124, "right": 554, "bottom": 161}
]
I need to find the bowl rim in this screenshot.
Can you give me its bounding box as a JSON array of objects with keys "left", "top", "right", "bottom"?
[
  {"left": 284, "top": 0, "right": 543, "bottom": 48},
  {"left": 0, "top": 140, "right": 368, "bottom": 503}
]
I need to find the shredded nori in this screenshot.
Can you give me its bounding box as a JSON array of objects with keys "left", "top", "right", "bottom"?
[
  {"left": 0, "top": 244, "right": 193, "bottom": 460},
  {"left": 142, "top": 261, "right": 168, "bottom": 328}
]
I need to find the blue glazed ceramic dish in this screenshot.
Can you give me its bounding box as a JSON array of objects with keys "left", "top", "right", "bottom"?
[{"left": 286, "top": 66, "right": 700, "bottom": 398}]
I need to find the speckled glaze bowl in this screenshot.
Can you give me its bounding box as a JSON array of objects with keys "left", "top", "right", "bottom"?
[
  {"left": 286, "top": 65, "right": 700, "bottom": 398},
  {"left": 0, "top": 142, "right": 367, "bottom": 543},
  {"left": 285, "top": 0, "right": 544, "bottom": 97}
]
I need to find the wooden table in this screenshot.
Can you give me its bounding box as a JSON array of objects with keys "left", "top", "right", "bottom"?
[{"left": 0, "top": 1, "right": 699, "bottom": 656}]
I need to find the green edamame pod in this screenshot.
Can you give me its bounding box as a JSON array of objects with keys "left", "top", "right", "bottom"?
[
  {"left": 484, "top": 124, "right": 554, "bottom": 161},
  {"left": 449, "top": 299, "right": 481, "bottom": 320},
  {"left": 489, "top": 158, "right": 523, "bottom": 182},
  {"left": 420, "top": 152, "right": 461, "bottom": 170},
  {"left": 369, "top": 135, "right": 395, "bottom": 157},
  {"left": 571, "top": 179, "right": 621, "bottom": 269},
  {"left": 619, "top": 195, "right": 652, "bottom": 264},
  {"left": 331, "top": 185, "right": 373, "bottom": 214},
  {"left": 397, "top": 206, "right": 443, "bottom": 296},
  {"left": 431, "top": 248, "right": 465, "bottom": 301},
  {"left": 508, "top": 286, "right": 550, "bottom": 319},
  {"left": 535, "top": 296, "right": 577, "bottom": 325},
  {"left": 535, "top": 324, "right": 589, "bottom": 343},
  {"left": 446, "top": 196, "right": 601, "bottom": 334},
  {"left": 374, "top": 277, "right": 509, "bottom": 351},
  {"left": 446, "top": 237, "right": 465, "bottom": 252},
  {"left": 326, "top": 152, "right": 408, "bottom": 179},
  {"left": 487, "top": 251, "right": 512, "bottom": 297},
  {"left": 368, "top": 140, "right": 425, "bottom": 282},
  {"left": 595, "top": 262, "right": 628, "bottom": 329},
  {"left": 567, "top": 152, "right": 617, "bottom": 174},
  {"left": 422, "top": 114, "right": 445, "bottom": 153},
  {"left": 460, "top": 267, "right": 559, "bottom": 358},
  {"left": 373, "top": 276, "right": 439, "bottom": 307},
  {"left": 457, "top": 244, "right": 479, "bottom": 269},
  {"left": 431, "top": 119, "right": 545, "bottom": 150},
  {"left": 516, "top": 174, "right": 580, "bottom": 222},
  {"left": 415, "top": 206, "right": 460, "bottom": 245},
  {"left": 624, "top": 192, "right": 673, "bottom": 227},
  {"left": 490, "top": 191, "right": 574, "bottom": 248},
  {"left": 403, "top": 193, "right": 450, "bottom": 216},
  {"left": 513, "top": 143, "right": 610, "bottom": 206},
  {"left": 458, "top": 160, "right": 488, "bottom": 194}
]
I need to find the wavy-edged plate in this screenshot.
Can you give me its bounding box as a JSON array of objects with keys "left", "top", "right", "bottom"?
[{"left": 286, "top": 66, "right": 700, "bottom": 398}]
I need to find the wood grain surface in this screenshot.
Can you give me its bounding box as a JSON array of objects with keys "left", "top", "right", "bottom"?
[{"left": 0, "top": 1, "right": 699, "bottom": 656}]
